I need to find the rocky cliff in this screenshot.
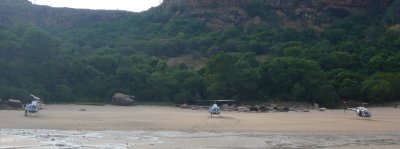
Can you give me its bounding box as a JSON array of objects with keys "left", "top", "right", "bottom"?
[
  {"left": 161, "top": 0, "right": 394, "bottom": 30},
  {"left": 163, "top": 0, "right": 251, "bottom": 7},
  {"left": 162, "top": 0, "right": 392, "bottom": 9},
  {"left": 0, "top": 0, "right": 132, "bottom": 29},
  {"left": 0, "top": 0, "right": 395, "bottom": 30}
]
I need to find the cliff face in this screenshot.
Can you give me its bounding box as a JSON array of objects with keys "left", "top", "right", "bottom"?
[
  {"left": 162, "top": 0, "right": 392, "bottom": 9},
  {"left": 161, "top": 0, "right": 394, "bottom": 30},
  {"left": 267, "top": 0, "right": 391, "bottom": 9},
  {"left": 0, "top": 0, "right": 132, "bottom": 29},
  {"left": 0, "top": 0, "right": 394, "bottom": 31},
  {"left": 163, "top": 0, "right": 251, "bottom": 7}
]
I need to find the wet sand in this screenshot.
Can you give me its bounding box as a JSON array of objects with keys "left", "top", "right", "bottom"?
[{"left": 1, "top": 105, "right": 400, "bottom": 148}]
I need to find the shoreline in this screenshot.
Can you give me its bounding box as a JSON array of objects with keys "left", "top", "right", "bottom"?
[
  {"left": 2, "top": 128, "right": 400, "bottom": 149},
  {"left": 1, "top": 105, "right": 400, "bottom": 132},
  {"left": 1, "top": 105, "right": 400, "bottom": 148}
]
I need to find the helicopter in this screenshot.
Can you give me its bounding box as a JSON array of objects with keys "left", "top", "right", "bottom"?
[
  {"left": 203, "top": 100, "right": 235, "bottom": 116},
  {"left": 24, "top": 94, "right": 42, "bottom": 116},
  {"left": 345, "top": 102, "right": 372, "bottom": 118}
]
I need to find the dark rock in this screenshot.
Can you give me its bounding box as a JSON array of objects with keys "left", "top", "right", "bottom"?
[
  {"left": 237, "top": 106, "right": 250, "bottom": 112},
  {"left": 0, "top": 104, "right": 14, "bottom": 110},
  {"left": 319, "top": 107, "right": 327, "bottom": 112},
  {"left": 0, "top": 99, "right": 22, "bottom": 110},
  {"left": 259, "top": 106, "right": 268, "bottom": 112},
  {"left": 221, "top": 104, "right": 236, "bottom": 111},
  {"left": 178, "top": 104, "right": 189, "bottom": 109},
  {"left": 249, "top": 106, "right": 259, "bottom": 111},
  {"left": 283, "top": 107, "right": 290, "bottom": 112},
  {"left": 314, "top": 103, "right": 319, "bottom": 109},
  {"left": 7, "top": 99, "right": 22, "bottom": 109},
  {"left": 111, "top": 93, "right": 135, "bottom": 106}
]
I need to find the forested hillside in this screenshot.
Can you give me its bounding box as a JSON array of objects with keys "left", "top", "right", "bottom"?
[{"left": 0, "top": 0, "right": 399, "bottom": 107}]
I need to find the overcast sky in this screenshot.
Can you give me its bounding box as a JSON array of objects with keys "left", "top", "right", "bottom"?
[{"left": 28, "top": 0, "right": 163, "bottom": 12}]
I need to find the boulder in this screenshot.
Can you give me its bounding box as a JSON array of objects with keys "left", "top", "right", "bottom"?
[
  {"left": 314, "top": 103, "right": 319, "bottom": 109},
  {"left": 0, "top": 104, "right": 14, "bottom": 110},
  {"left": 319, "top": 107, "right": 327, "bottom": 112},
  {"left": 7, "top": 99, "right": 22, "bottom": 109},
  {"left": 0, "top": 99, "right": 22, "bottom": 110},
  {"left": 249, "top": 106, "right": 259, "bottom": 111},
  {"left": 259, "top": 106, "right": 268, "bottom": 112},
  {"left": 111, "top": 93, "right": 135, "bottom": 106},
  {"left": 275, "top": 105, "right": 289, "bottom": 112},
  {"left": 237, "top": 106, "right": 250, "bottom": 112},
  {"left": 221, "top": 104, "right": 236, "bottom": 111},
  {"left": 178, "top": 104, "right": 189, "bottom": 109}
]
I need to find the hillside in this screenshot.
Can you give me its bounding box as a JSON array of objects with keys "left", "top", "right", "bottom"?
[
  {"left": 0, "top": 0, "right": 132, "bottom": 29},
  {"left": 0, "top": 0, "right": 399, "bottom": 107},
  {"left": 0, "top": 0, "right": 394, "bottom": 31},
  {"left": 161, "top": 0, "right": 393, "bottom": 30}
]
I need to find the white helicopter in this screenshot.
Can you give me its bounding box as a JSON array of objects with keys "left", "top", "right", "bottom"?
[
  {"left": 206, "top": 100, "right": 235, "bottom": 116},
  {"left": 24, "top": 94, "right": 42, "bottom": 116},
  {"left": 345, "top": 103, "right": 372, "bottom": 118}
]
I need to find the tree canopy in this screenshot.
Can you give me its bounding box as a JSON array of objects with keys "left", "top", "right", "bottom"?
[{"left": 0, "top": 0, "right": 399, "bottom": 107}]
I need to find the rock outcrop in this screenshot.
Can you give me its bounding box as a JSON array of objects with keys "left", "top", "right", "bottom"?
[
  {"left": 177, "top": 102, "right": 313, "bottom": 113},
  {"left": 162, "top": 0, "right": 392, "bottom": 9},
  {"left": 0, "top": 0, "right": 132, "bottom": 29},
  {"left": 0, "top": 99, "right": 23, "bottom": 110},
  {"left": 161, "top": 0, "right": 394, "bottom": 30},
  {"left": 111, "top": 93, "right": 136, "bottom": 106},
  {"left": 163, "top": 0, "right": 251, "bottom": 7}
]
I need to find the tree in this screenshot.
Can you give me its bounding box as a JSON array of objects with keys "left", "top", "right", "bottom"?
[
  {"left": 116, "top": 66, "right": 148, "bottom": 98},
  {"left": 172, "top": 70, "right": 206, "bottom": 103},
  {"left": 383, "top": 0, "right": 400, "bottom": 24},
  {"left": 319, "top": 51, "right": 355, "bottom": 70},
  {"left": 22, "top": 27, "right": 59, "bottom": 61},
  {"left": 0, "top": 41, "right": 22, "bottom": 60},
  {"left": 323, "top": 28, "right": 346, "bottom": 44},
  {"left": 146, "top": 71, "right": 178, "bottom": 102},
  {"left": 259, "top": 57, "right": 337, "bottom": 107},
  {"left": 204, "top": 52, "right": 260, "bottom": 101},
  {"left": 328, "top": 69, "right": 364, "bottom": 100},
  {"left": 361, "top": 72, "right": 400, "bottom": 103}
]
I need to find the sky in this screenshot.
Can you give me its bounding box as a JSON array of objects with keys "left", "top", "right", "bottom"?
[{"left": 28, "top": 0, "right": 163, "bottom": 12}]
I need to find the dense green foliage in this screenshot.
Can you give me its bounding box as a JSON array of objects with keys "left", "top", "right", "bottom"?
[{"left": 0, "top": 0, "right": 399, "bottom": 107}]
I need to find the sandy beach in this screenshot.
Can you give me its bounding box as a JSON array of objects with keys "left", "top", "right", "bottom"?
[{"left": 1, "top": 105, "right": 400, "bottom": 148}]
